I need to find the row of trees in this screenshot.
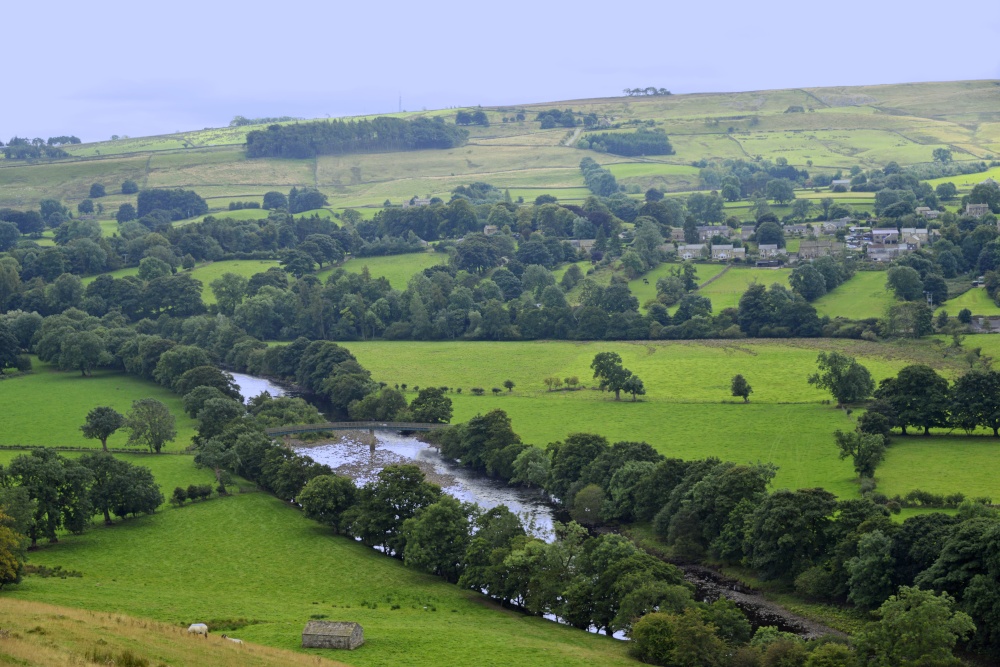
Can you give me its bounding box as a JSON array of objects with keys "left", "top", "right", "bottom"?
[
  {"left": 245, "top": 117, "right": 469, "bottom": 159},
  {"left": 577, "top": 129, "right": 674, "bottom": 157}
]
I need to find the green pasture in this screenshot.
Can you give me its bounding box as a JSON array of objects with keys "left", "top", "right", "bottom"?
[
  {"left": 697, "top": 267, "right": 793, "bottom": 311},
  {"left": 0, "top": 359, "right": 197, "bottom": 450},
  {"left": 627, "top": 262, "right": 727, "bottom": 308},
  {"left": 937, "top": 286, "right": 1000, "bottom": 317},
  {"left": 878, "top": 435, "right": 1000, "bottom": 501},
  {"left": 191, "top": 260, "right": 282, "bottom": 303},
  {"left": 925, "top": 165, "right": 1000, "bottom": 192},
  {"left": 317, "top": 252, "right": 448, "bottom": 289},
  {"left": 8, "top": 484, "right": 632, "bottom": 667},
  {"left": 813, "top": 271, "right": 894, "bottom": 320},
  {"left": 342, "top": 338, "right": 997, "bottom": 499}
]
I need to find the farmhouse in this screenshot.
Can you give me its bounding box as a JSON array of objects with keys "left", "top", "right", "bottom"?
[
  {"left": 798, "top": 240, "right": 843, "bottom": 259},
  {"left": 403, "top": 198, "right": 431, "bottom": 209},
  {"left": 966, "top": 203, "right": 991, "bottom": 217},
  {"left": 915, "top": 207, "right": 941, "bottom": 220},
  {"left": 711, "top": 244, "right": 745, "bottom": 261},
  {"left": 698, "top": 225, "right": 731, "bottom": 242},
  {"left": 570, "top": 239, "right": 596, "bottom": 253},
  {"left": 670, "top": 227, "right": 686, "bottom": 242},
  {"left": 302, "top": 621, "right": 364, "bottom": 650},
  {"left": 757, "top": 244, "right": 786, "bottom": 259},
  {"left": 678, "top": 243, "right": 708, "bottom": 260},
  {"left": 483, "top": 225, "right": 499, "bottom": 236}
]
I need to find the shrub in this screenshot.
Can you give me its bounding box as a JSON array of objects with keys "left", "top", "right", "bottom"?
[
  {"left": 471, "top": 387, "right": 485, "bottom": 396},
  {"left": 171, "top": 487, "right": 187, "bottom": 505}
]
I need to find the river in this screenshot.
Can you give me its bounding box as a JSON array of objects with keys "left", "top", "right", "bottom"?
[{"left": 229, "top": 372, "right": 287, "bottom": 403}]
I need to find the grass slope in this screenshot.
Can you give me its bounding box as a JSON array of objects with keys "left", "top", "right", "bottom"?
[
  {"left": 697, "top": 267, "right": 792, "bottom": 311},
  {"left": 7, "top": 492, "right": 633, "bottom": 667},
  {"left": 316, "top": 252, "right": 448, "bottom": 289},
  {"left": 0, "top": 598, "right": 349, "bottom": 667},
  {"left": 0, "top": 359, "right": 197, "bottom": 450},
  {"left": 937, "top": 286, "right": 1000, "bottom": 317},
  {"left": 813, "top": 271, "right": 894, "bottom": 320},
  {"left": 627, "top": 262, "right": 727, "bottom": 308},
  {"left": 341, "top": 338, "right": 1000, "bottom": 499}
]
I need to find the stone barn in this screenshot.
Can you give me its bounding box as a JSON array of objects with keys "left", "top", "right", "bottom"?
[{"left": 302, "top": 621, "right": 364, "bottom": 650}]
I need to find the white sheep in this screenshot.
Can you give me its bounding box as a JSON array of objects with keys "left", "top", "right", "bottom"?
[
  {"left": 221, "top": 634, "right": 244, "bottom": 645},
  {"left": 187, "top": 623, "right": 208, "bottom": 636}
]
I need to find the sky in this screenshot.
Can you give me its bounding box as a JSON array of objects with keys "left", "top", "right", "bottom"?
[{"left": 6, "top": 0, "right": 1000, "bottom": 142}]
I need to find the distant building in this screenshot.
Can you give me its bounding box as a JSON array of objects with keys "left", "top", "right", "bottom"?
[
  {"left": 698, "top": 225, "right": 731, "bottom": 242},
  {"left": 784, "top": 224, "right": 815, "bottom": 237},
  {"left": 821, "top": 217, "right": 852, "bottom": 232},
  {"left": 831, "top": 179, "right": 852, "bottom": 189},
  {"left": 757, "top": 244, "right": 787, "bottom": 259},
  {"left": 403, "top": 198, "right": 432, "bottom": 209},
  {"left": 740, "top": 228, "right": 755, "bottom": 241},
  {"left": 678, "top": 243, "right": 708, "bottom": 260},
  {"left": 670, "top": 227, "right": 687, "bottom": 242},
  {"left": 483, "top": 225, "right": 499, "bottom": 236},
  {"left": 570, "top": 239, "right": 596, "bottom": 253},
  {"left": 871, "top": 229, "right": 900, "bottom": 244},
  {"left": 966, "top": 203, "right": 991, "bottom": 217},
  {"left": 711, "top": 244, "right": 745, "bottom": 261},
  {"left": 799, "top": 240, "right": 843, "bottom": 259},
  {"left": 867, "top": 243, "right": 913, "bottom": 262},
  {"left": 302, "top": 621, "right": 364, "bottom": 650}
]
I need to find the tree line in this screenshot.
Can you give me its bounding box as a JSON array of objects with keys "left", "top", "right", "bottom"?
[
  {"left": 577, "top": 129, "right": 674, "bottom": 157},
  {"left": 245, "top": 117, "right": 469, "bottom": 159}
]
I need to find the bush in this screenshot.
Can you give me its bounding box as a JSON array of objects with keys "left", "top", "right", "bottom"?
[
  {"left": 471, "top": 387, "right": 485, "bottom": 396},
  {"left": 121, "top": 179, "right": 139, "bottom": 194},
  {"left": 171, "top": 487, "right": 187, "bottom": 505}
]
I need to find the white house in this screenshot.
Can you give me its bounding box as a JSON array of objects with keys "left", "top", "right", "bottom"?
[{"left": 758, "top": 244, "right": 787, "bottom": 259}]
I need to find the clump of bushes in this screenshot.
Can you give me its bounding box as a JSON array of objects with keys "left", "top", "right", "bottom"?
[{"left": 170, "top": 484, "right": 213, "bottom": 505}]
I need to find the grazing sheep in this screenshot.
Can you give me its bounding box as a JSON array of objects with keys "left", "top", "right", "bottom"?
[
  {"left": 221, "top": 634, "right": 244, "bottom": 645},
  {"left": 187, "top": 623, "right": 208, "bottom": 636}
]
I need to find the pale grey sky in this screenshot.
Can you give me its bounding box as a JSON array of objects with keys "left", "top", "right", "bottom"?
[{"left": 6, "top": 0, "right": 1000, "bottom": 142}]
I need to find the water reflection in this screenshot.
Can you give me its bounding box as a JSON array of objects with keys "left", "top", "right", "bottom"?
[
  {"left": 229, "top": 372, "right": 287, "bottom": 404},
  {"left": 298, "top": 432, "right": 556, "bottom": 541}
]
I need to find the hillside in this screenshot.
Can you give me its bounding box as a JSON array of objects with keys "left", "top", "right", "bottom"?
[{"left": 2, "top": 80, "right": 998, "bottom": 215}]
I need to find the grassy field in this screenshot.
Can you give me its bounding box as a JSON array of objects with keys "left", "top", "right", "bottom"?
[
  {"left": 7, "top": 483, "right": 633, "bottom": 667},
  {"left": 0, "top": 598, "right": 349, "bottom": 667},
  {"left": 0, "top": 359, "right": 197, "bottom": 450},
  {"left": 697, "top": 267, "right": 793, "bottom": 311},
  {"left": 627, "top": 262, "right": 727, "bottom": 308},
  {"left": 814, "top": 271, "right": 894, "bottom": 320},
  {"left": 3, "top": 81, "right": 999, "bottom": 212},
  {"left": 317, "top": 252, "right": 448, "bottom": 289},
  {"left": 192, "top": 260, "right": 282, "bottom": 303},
  {"left": 936, "top": 286, "right": 1000, "bottom": 317},
  {"left": 340, "top": 337, "right": 997, "bottom": 499}
]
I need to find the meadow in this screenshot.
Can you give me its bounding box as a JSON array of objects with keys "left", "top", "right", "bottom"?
[
  {"left": 627, "top": 261, "right": 727, "bottom": 308},
  {"left": 6, "top": 471, "right": 633, "bottom": 667},
  {"left": 340, "top": 337, "right": 996, "bottom": 500},
  {"left": 696, "top": 267, "right": 793, "bottom": 311},
  {"left": 813, "top": 270, "right": 894, "bottom": 320},
  {"left": 936, "top": 286, "right": 1000, "bottom": 317},
  {"left": 316, "top": 252, "right": 448, "bottom": 288},
  {"left": 0, "top": 359, "right": 197, "bottom": 450}
]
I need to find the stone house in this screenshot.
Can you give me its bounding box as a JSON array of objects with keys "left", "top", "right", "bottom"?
[
  {"left": 302, "top": 621, "right": 364, "bottom": 650},
  {"left": 821, "top": 217, "right": 852, "bottom": 233},
  {"left": 678, "top": 243, "right": 708, "bottom": 260},
  {"left": 711, "top": 244, "right": 745, "bottom": 261},
  {"left": 698, "top": 225, "right": 731, "bottom": 242},
  {"left": 483, "top": 225, "right": 499, "bottom": 236},
  {"left": 871, "top": 229, "right": 900, "bottom": 244},
  {"left": 403, "top": 198, "right": 431, "bottom": 209},
  {"left": 670, "top": 227, "right": 686, "bottom": 242},
  {"left": 867, "top": 243, "right": 911, "bottom": 262},
  {"left": 757, "top": 244, "right": 787, "bottom": 259},
  {"left": 798, "top": 240, "right": 843, "bottom": 259},
  {"left": 967, "top": 203, "right": 991, "bottom": 217},
  {"left": 784, "top": 224, "right": 815, "bottom": 237},
  {"left": 831, "top": 179, "right": 852, "bottom": 190},
  {"left": 570, "top": 239, "right": 596, "bottom": 253}
]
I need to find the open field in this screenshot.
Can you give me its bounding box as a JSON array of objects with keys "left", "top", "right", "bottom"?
[
  {"left": 697, "top": 267, "right": 793, "bottom": 311},
  {"left": 0, "top": 359, "right": 197, "bottom": 450},
  {"left": 936, "top": 285, "right": 1000, "bottom": 317},
  {"left": 627, "top": 262, "right": 728, "bottom": 307},
  {"left": 340, "top": 337, "right": 999, "bottom": 499},
  {"left": 3, "top": 81, "right": 999, "bottom": 213},
  {"left": 191, "top": 260, "right": 282, "bottom": 303},
  {"left": 813, "top": 271, "right": 894, "bottom": 320},
  {"left": 6, "top": 487, "right": 633, "bottom": 667},
  {"left": 0, "top": 598, "right": 349, "bottom": 667},
  {"left": 317, "top": 252, "right": 448, "bottom": 288}
]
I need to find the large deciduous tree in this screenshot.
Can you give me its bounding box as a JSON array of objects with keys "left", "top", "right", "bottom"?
[
  {"left": 808, "top": 351, "right": 874, "bottom": 407},
  {"left": 409, "top": 387, "right": 453, "bottom": 423},
  {"left": 1, "top": 449, "right": 93, "bottom": 546},
  {"left": 78, "top": 451, "right": 162, "bottom": 524},
  {"left": 125, "top": 398, "right": 176, "bottom": 453},
  {"left": 874, "top": 365, "right": 950, "bottom": 435},
  {"left": 951, "top": 370, "right": 1000, "bottom": 436},
  {"left": 80, "top": 406, "right": 125, "bottom": 451}
]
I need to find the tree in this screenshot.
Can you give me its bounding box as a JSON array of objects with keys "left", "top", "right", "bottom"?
[
  {"left": 591, "top": 351, "right": 634, "bottom": 401},
  {"left": 77, "top": 199, "right": 94, "bottom": 215},
  {"left": 623, "top": 374, "right": 646, "bottom": 401},
  {"left": 950, "top": 370, "right": 1000, "bottom": 436},
  {"left": 936, "top": 182, "right": 958, "bottom": 201},
  {"left": 855, "top": 587, "right": 974, "bottom": 666},
  {"left": 58, "top": 330, "right": 106, "bottom": 376},
  {"left": 263, "top": 191, "right": 288, "bottom": 210},
  {"left": 299, "top": 475, "right": 356, "bottom": 534},
  {"left": 834, "top": 430, "right": 887, "bottom": 478},
  {"left": 89, "top": 183, "right": 106, "bottom": 198},
  {"left": 721, "top": 375, "right": 754, "bottom": 407},
  {"left": 121, "top": 179, "right": 139, "bottom": 194},
  {"left": 755, "top": 221, "right": 784, "bottom": 247},
  {"left": 80, "top": 406, "right": 125, "bottom": 451},
  {"left": 349, "top": 387, "right": 407, "bottom": 421},
  {"left": 874, "top": 365, "right": 950, "bottom": 435},
  {"left": 174, "top": 365, "right": 241, "bottom": 400},
  {"left": 116, "top": 203, "right": 136, "bottom": 223},
  {"left": 887, "top": 265, "right": 924, "bottom": 301},
  {"left": 78, "top": 451, "right": 162, "bottom": 524},
  {"left": 210, "top": 273, "right": 249, "bottom": 316},
  {"left": 765, "top": 178, "right": 796, "bottom": 204},
  {"left": 409, "top": 387, "right": 453, "bottom": 423},
  {"left": 0, "top": 510, "right": 27, "bottom": 588},
  {"left": 125, "top": 398, "right": 176, "bottom": 453},
  {"left": 745, "top": 488, "right": 838, "bottom": 580},
  {"left": 2, "top": 449, "right": 93, "bottom": 546},
  {"left": 402, "top": 495, "right": 473, "bottom": 582},
  {"left": 503, "top": 380, "right": 515, "bottom": 393},
  {"left": 808, "top": 351, "right": 875, "bottom": 407},
  {"left": 570, "top": 484, "right": 605, "bottom": 527},
  {"left": 347, "top": 464, "right": 441, "bottom": 557},
  {"left": 789, "top": 264, "right": 827, "bottom": 301},
  {"left": 846, "top": 529, "right": 896, "bottom": 609},
  {"left": 932, "top": 148, "right": 953, "bottom": 163}
]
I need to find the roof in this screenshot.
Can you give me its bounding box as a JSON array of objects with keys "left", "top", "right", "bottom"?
[
  {"left": 303, "top": 621, "right": 361, "bottom": 637},
  {"left": 759, "top": 244, "right": 778, "bottom": 250},
  {"left": 712, "top": 244, "right": 734, "bottom": 251}
]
